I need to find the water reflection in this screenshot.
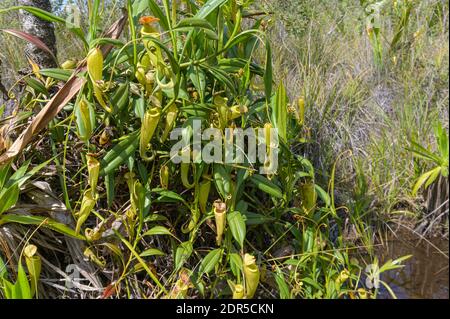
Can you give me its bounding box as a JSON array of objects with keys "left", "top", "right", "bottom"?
[{"left": 377, "top": 235, "right": 449, "bottom": 299}]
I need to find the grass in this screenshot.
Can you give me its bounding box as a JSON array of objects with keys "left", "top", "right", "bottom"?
[
  {"left": 0, "top": 0, "right": 447, "bottom": 299},
  {"left": 265, "top": 0, "right": 449, "bottom": 230}
]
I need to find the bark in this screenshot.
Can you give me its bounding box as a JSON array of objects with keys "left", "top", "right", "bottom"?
[{"left": 19, "top": 0, "right": 57, "bottom": 68}]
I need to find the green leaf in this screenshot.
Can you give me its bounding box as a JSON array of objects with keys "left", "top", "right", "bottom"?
[
  {"left": 143, "top": 226, "right": 174, "bottom": 237},
  {"left": 39, "top": 68, "right": 72, "bottom": 81},
  {"left": 315, "top": 184, "right": 331, "bottom": 207},
  {"left": 434, "top": 122, "right": 449, "bottom": 159},
  {"left": 188, "top": 66, "right": 206, "bottom": 100},
  {"left": 408, "top": 141, "right": 441, "bottom": 163},
  {"left": 272, "top": 81, "right": 287, "bottom": 141},
  {"left": 0, "top": 255, "right": 7, "bottom": 279},
  {"left": 264, "top": 39, "right": 273, "bottom": 104},
  {"left": 204, "top": 65, "right": 237, "bottom": 95},
  {"left": 152, "top": 188, "right": 187, "bottom": 205},
  {"left": 91, "top": 38, "right": 125, "bottom": 50},
  {"left": 250, "top": 175, "right": 283, "bottom": 199},
  {"left": 274, "top": 270, "right": 290, "bottom": 299},
  {"left": 2, "top": 6, "right": 65, "bottom": 23},
  {"left": 15, "top": 158, "right": 52, "bottom": 189},
  {"left": 132, "top": 0, "right": 149, "bottom": 16},
  {"left": 229, "top": 253, "right": 242, "bottom": 278},
  {"left": 175, "top": 18, "right": 215, "bottom": 31},
  {"left": 1, "top": 6, "right": 86, "bottom": 45},
  {"left": 412, "top": 167, "right": 440, "bottom": 196},
  {"left": 175, "top": 241, "right": 193, "bottom": 271},
  {"left": 24, "top": 78, "right": 49, "bottom": 96},
  {"left": 3, "top": 279, "right": 15, "bottom": 299},
  {"left": 100, "top": 132, "right": 139, "bottom": 176},
  {"left": 242, "top": 212, "right": 275, "bottom": 225},
  {"left": 6, "top": 160, "right": 30, "bottom": 187},
  {"left": 227, "top": 211, "right": 246, "bottom": 249},
  {"left": 0, "top": 184, "right": 19, "bottom": 215},
  {"left": 214, "top": 164, "right": 232, "bottom": 199},
  {"left": 105, "top": 173, "right": 115, "bottom": 208},
  {"left": 425, "top": 166, "right": 442, "bottom": 189},
  {"left": 110, "top": 82, "right": 130, "bottom": 113},
  {"left": 302, "top": 277, "right": 322, "bottom": 290},
  {"left": 16, "top": 262, "right": 31, "bottom": 299},
  {"left": 195, "top": 0, "right": 228, "bottom": 19},
  {"left": 140, "top": 248, "right": 166, "bottom": 257},
  {"left": 199, "top": 249, "right": 222, "bottom": 275},
  {"left": 147, "top": 0, "right": 170, "bottom": 30},
  {"left": 0, "top": 165, "right": 10, "bottom": 190},
  {"left": 379, "top": 255, "right": 412, "bottom": 273},
  {"left": 0, "top": 215, "right": 85, "bottom": 240}
]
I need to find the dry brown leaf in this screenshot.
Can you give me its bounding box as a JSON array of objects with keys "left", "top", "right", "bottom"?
[
  {"left": 0, "top": 75, "right": 86, "bottom": 165},
  {"left": 0, "top": 11, "right": 128, "bottom": 166}
]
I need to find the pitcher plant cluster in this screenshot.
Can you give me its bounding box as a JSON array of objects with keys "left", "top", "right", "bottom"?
[{"left": 0, "top": 0, "right": 412, "bottom": 299}]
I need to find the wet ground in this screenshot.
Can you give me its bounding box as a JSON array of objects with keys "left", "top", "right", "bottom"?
[{"left": 376, "top": 234, "right": 449, "bottom": 299}]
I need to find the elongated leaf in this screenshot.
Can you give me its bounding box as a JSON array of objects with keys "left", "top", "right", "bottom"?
[
  {"left": 0, "top": 6, "right": 86, "bottom": 45},
  {"left": 100, "top": 132, "right": 139, "bottom": 176},
  {"left": 425, "top": 166, "right": 442, "bottom": 189},
  {"left": 110, "top": 82, "right": 130, "bottom": 113},
  {"left": 272, "top": 81, "right": 287, "bottom": 141},
  {"left": 0, "top": 255, "right": 7, "bottom": 279},
  {"left": 229, "top": 253, "right": 242, "bottom": 278},
  {"left": 315, "top": 184, "right": 331, "bottom": 207},
  {"left": 379, "top": 255, "right": 412, "bottom": 273},
  {"left": 435, "top": 122, "right": 449, "bottom": 159},
  {"left": 1, "top": 6, "right": 64, "bottom": 24},
  {"left": 199, "top": 249, "right": 222, "bottom": 275},
  {"left": 2, "top": 279, "right": 15, "bottom": 298},
  {"left": 16, "top": 263, "right": 31, "bottom": 299},
  {"left": 152, "top": 188, "right": 187, "bottom": 205},
  {"left": 264, "top": 39, "right": 273, "bottom": 103},
  {"left": 0, "top": 184, "right": 19, "bottom": 214},
  {"left": 7, "top": 157, "right": 51, "bottom": 189},
  {"left": 132, "top": 0, "right": 148, "bottom": 16},
  {"left": 204, "top": 66, "right": 237, "bottom": 95},
  {"left": 274, "top": 271, "right": 290, "bottom": 299},
  {"left": 175, "top": 241, "right": 193, "bottom": 271},
  {"left": 243, "top": 212, "right": 275, "bottom": 225},
  {"left": 0, "top": 215, "right": 85, "bottom": 240},
  {"left": 143, "top": 226, "right": 174, "bottom": 237},
  {"left": 412, "top": 168, "right": 440, "bottom": 196},
  {"left": 214, "top": 164, "right": 231, "bottom": 199},
  {"left": 140, "top": 248, "right": 165, "bottom": 257},
  {"left": 188, "top": 66, "right": 206, "bottom": 100},
  {"left": 147, "top": 0, "right": 170, "bottom": 30},
  {"left": 218, "top": 58, "right": 264, "bottom": 76},
  {"left": 302, "top": 276, "right": 322, "bottom": 290},
  {"left": 39, "top": 68, "right": 72, "bottom": 81},
  {"left": 175, "top": 18, "right": 215, "bottom": 31},
  {"left": 0, "top": 165, "right": 10, "bottom": 190},
  {"left": 105, "top": 173, "right": 115, "bottom": 208},
  {"left": 227, "top": 211, "right": 246, "bottom": 249},
  {"left": 195, "top": 0, "right": 228, "bottom": 19},
  {"left": 250, "top": 175, "right": 283, "bottom": 199},
  {"left": 24, "top": 78, "right": 49, "bottom": 96}
]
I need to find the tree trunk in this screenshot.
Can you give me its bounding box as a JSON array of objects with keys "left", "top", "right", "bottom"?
[{"left": 19, "top": 0, "right": 57, "bottom": 68}]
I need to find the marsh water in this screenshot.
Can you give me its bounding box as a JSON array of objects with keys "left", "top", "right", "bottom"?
[{"left": 375, "top": 233, "right": 449, "bottom": 299}]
